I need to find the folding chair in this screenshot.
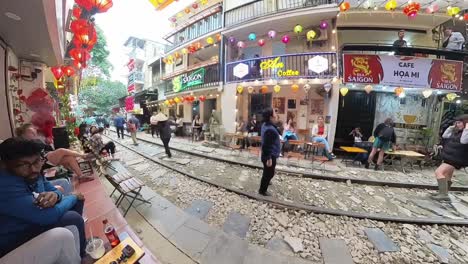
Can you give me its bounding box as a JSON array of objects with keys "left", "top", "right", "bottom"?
[
  {"left": 105, "top": 170, "right": 151, "bottom": 217},
  {"left": 77, "top": 159, "right": 94, "bottom": 176}
]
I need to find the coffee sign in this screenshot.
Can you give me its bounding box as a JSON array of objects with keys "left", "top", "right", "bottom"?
[
  {"left": 260, "top": 57, "right": 299, "bottom": 77},
  {"left": 173, "top": 67, "right": 206, "bottom": 93}
]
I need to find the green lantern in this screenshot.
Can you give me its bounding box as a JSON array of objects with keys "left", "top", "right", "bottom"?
[{"left": 294, "top": 24, "right": 303, "bottom": 34}]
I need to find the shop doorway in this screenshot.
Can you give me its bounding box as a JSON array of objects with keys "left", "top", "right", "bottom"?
[
  {"left": 336, "top": 91, "right": 376, "bottom": 147},
  {"left": 250, "top": 93, "right": 272, "bottom": 122},
  {"left": 192, "top": 101, "right": 200, "bottom": 119},
  {"left": 203, "top": 98, "right": 216, "bottom": 122}
]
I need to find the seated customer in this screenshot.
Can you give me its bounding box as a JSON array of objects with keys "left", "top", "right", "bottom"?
[
  {"left": 16, "top": 123, "right": 93, "bottom": 182},
  {"left": 282, "top": 118, "right": 299, "bottom": 154},
  {"left": 0, "top": 138, "right": 86, "bottom": 259},
  {"left": 311, "top": 116, "right": 335, "bottom": 160},
  {"left": 0, "top": 227, "right": 81, "bottom": 264},
  {"left": 88, "top": 126, "right": 116, "bottom": 158}
]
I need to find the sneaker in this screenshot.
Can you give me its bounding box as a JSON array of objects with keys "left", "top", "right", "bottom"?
[
  {"left": 431, "top": 194, "right": 451, "bottom": 202},
  {"left": 364, "top": 161, "right": 370, "bottom": 169},
  {"left": 374, "top": 165, "right": 380, "bottom": 171},
  {"left": 330, "top": 153, "right": 336, "bottom": 158}
]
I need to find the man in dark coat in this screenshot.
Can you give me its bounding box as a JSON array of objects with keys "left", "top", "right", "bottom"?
[{"left": 154, "top": 113, "right": 173, "bottom": 158}]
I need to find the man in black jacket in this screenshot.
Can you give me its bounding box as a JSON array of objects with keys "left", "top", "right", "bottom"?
[
  {"left": 365, "top": 118, "right": 396, "bottom": 170},
  {"left": 259, "top": 108, "right": 281, "bottom": 196},
  {"left": 154, "top": 113, "right": 173, "bottom": 158}
]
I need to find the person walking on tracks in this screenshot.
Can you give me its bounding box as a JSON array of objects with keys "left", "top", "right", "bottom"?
[
  {"left": 154, "top": 113, "right": 173, "bottom": 158},
  {"left": 258, "top": 107, "right": 281, "bottom": 196},
  {"left": 365, "top": 118, "right": 396, "bottom": 171},
  {"left": 114, "top": 114, "right": 125, "bottom": 139},
  {"left": 128, "top": 115, "right": 140, "bottom": 146},
  {"left": 150, "top": 112, "right": 159, "bottom": 138},
  {"left": 432, "top": 115, "right": 468, "bottom": 201}
]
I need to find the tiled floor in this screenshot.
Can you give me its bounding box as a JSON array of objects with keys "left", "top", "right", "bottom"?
[{"left": 75, "top": 170, "right": 161, "bottom": 264}]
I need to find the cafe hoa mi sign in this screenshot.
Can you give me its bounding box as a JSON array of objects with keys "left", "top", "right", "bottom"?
[{"left": 260, "top": 57, "right": 299, "bottom": 77}]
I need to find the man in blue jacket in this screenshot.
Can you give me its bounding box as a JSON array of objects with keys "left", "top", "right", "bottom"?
[
  {"left": 0, "top": 138, "right": 86, "bottom": 258},
  {"left": 114, "top": 114, "right": 126, "bottom": 139}
]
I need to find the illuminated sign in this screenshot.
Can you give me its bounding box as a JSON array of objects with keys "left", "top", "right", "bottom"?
[
  {"left": 233, "top": 63, "right": 249, "bottom": 78},
  {"left": 308, "top": 56, "right": 329, "bottom": 74},
  {"left": 173, "top": 67, "right": 206, "bottom": 93},
  {"left": 260, "top": 57, "right": 299, "bottom": 77}
]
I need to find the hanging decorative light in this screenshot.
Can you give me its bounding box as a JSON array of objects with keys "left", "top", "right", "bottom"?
[
  {"left": 446, "top": 93, "right": 458, "bottom": 101},
  {"left": 323, "top": 83, "right": 332, "bottom": 93},
  {"left": 394, "top": 87, "right": 404, "bottom": 96},
  {"left": 273, "top": 85, "right": 281, "bottom": 93},
  {"left": 216, "top": 33, "right": 222, "bottom": 42},
  {"left": 194, "top": 42, "right": 202, "bottom": 50},
  {"left": 268, "top": 30, "right": 277, "bottom": 39},
  {"left": 281, "top": 35, "right": 290, "bottom": 44},
  {"left": 72, "top": 7, "right": 82, "bottom": 19},
  {"left": 237, "top": 41, "right": 246, "bottom": 48},
  {"left": 181, "top": 48, "right": 188, "bottom": 54},
  {"left": 248, "top": 86, "right": 254, "bottom": 94},
  {"left": 422, "top": 89, "right": 433, "bottom": 98},
  {"left": 425, "top": 4, "right": 439, "bottom": 14},
  {"left": 340, "top": 87, "right": 349, "bottom": 96},
  {"left": 50, "top": 66, "right": 64, "bottom": 80},
  {"left": 260, "top": 85, "right": 268, "bottom": 94},
  {"left": 174, "top": 97, "right": 181, "bottom": 103},
  {"left": 403, "top": 2, "right": 421, "bottom": 18},
  {"left": 447, "top": 6, "right": 461, "bottom": 17},
  {"left": 364, "top": 85, "right": 373, "bottom": 94},
  {"left": 339, "top": 1, "right": 350, "bottom": 12},
  {"left": 206, "top": 37, "right": 214, "bottom": 45},
  {"left": 385, "top": 0, "right": 397, "bottom": 11},
  {"left": 73, "top": 60, "right": 83, "bottom": 69},
  {"left": 69, "top": 48, "right": 91, "bottom": 67},
  {"left": 228, "top": 36, "right": 236, "bottom": 43},
  {"left": 304, "top": 84, "right": 311, "bottom": 93},
  {"left": 319, "top": 20, "right": 328, "bottom": 30},
  {"left": 62, "top": 66, "right": 75, "bottom": 77},
  {"left": 291, "top": 84, "right": 299, "bottom": 92},
  {"left": 294, "top": 25, "right": 303, "bottom": 34},
  {"left": 248, "top": 33, "right": 257, "bottom": 41},
  {"left": 72, "top": 21, "right": 97, "bottom": 50},
  {"left": 199, "top": 95, "right": 206, "bottom": 102},
  {"left": 306, "top": 30, "right": 317, "bottom": 41},
  {"left": 237, "top": 85, "right": 244, "bottom": 94},
  {"left": 75, "top": 0, "right": 113, "bottom": 14},
  {"left": 464, "top": 13, "right": 468, "bottom": 21},
  {"left": 184, "top": 7, "right": 191, "bottom": 14},
  {"left": 257, "top": 39, "right": 266, "bottom": 47}
]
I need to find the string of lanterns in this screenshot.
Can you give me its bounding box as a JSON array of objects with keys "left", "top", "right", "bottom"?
[
  {"left": 163, "top": 33, "right": 222, "bottom": 64},
  {"left": 339, "top": 84, "right": 462, "bottom": 103},
  {"left": 167, "top": 0, "right": 214, "bottom": 24},
  {"left": 49, "top": 0, "right": 113, "bottom": 90},
  {"left": 149, "top": 94, "right": 222, "bottom": 108},
  {"left": 230, "top": 21, "right": 331, "bottom": 49},
  {"left": 339, "top": 1, "right": 462, "bottom": 19}
]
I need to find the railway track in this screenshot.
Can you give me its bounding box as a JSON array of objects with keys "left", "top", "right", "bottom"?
[
  {"left": 107, "top": 134, "right": 468, "bottom": 226},
  {"left": 110, "top": 130, "right": 468, "bottom": 192}
]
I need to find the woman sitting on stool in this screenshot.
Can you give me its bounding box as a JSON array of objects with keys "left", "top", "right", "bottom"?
[{"left": 311, "top": 116, "right": 335, "bottom": 160}]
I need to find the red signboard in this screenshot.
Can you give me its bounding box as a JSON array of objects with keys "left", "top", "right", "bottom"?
[
  {"left": 125, "top": 96, "right": 134, "bottom": 111},
  {"left": 343, "top": 54, "right": 463, "bottom": 91}
]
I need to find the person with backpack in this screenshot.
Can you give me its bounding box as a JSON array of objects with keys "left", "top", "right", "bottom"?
[
  {"left": 365, "top": 118, "right": 396, "bottom": 170},
  {"left": 432, "top": 115, "right": 468, "bottom": 201},
  {"left": 128, "top": 115, "right": 140, "bottom": 146}
]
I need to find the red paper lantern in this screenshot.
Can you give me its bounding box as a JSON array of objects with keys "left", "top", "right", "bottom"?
[
  {"left": 50, "top": 66, "right": 64, "bottom": 80},
  {"left": 62, "top": 66, "right": 76, "bottom": 77},
  {"left": 190, "top": 95, "right": 195, "bottom": 102},
  {"left": 258, "top": 39, "right": 266, "bottom": 47},
  {"left": 73, "top": 60, "right": 83, "bottom": 69},
  {"left": 403, "top": 2, "right": 420, "bottom": 18},
  {"left": 69, "top": 48, "right": 91, "bottom": 63},
  {"left": 199, "top": 95, "right": 206, "bottom": 102},
  {"left": 75, "top": 0, "right": 113, "bottom": 14},
  {"left": 192, "top": 3, "right": 198, "bottom": 9},
  {"left": 70, "top": 19, "right": 88, "bottom": 34},
  {"left": 72, "top": 7, "right": 82, "bottom": 19},
  {"left": 73, "top": 22, "right": 97, "bottom": 49},
  {"left": 464, "top": 13, "right": 468, "bottom": 21}
]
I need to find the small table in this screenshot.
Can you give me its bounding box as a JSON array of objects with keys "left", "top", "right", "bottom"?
[
  {"left": 340, "top": 146, "right": 368, "bottom": 167},
  {"left": 384, "top": 150, "right": 425, "bottom": 173},
  {"left": 95, "top": 237, "right": 145, "bottom": 264}
]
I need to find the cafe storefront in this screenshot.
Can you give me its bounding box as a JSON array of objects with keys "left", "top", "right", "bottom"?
[
  {"left": 335, "top": 53, "right": 464, "bottom": 148},
  {"left": 222, "top": 52, "right": 340, "bottom": 145}
]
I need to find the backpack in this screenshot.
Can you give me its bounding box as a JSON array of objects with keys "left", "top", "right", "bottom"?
[{"left": 379, "top": 125, "right": 394, "bottom": 142}]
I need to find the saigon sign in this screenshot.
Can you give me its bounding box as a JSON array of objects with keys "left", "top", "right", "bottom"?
[{"left": 173, "top": 67, "right": 206, "bottom": 93}]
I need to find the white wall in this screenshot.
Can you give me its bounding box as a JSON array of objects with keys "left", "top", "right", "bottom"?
[{"left": 221, "top": 83, "right": 238, "bottom": 133}]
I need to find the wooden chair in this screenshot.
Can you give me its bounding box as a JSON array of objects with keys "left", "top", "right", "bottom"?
[
  {"left": 297, "top": 129, "right": 309, "bottom": 141},
  {"left": 104, "top": 167, "right": 151, "bottom": 217}
]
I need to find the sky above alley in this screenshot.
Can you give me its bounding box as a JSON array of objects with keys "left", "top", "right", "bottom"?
[{"left": 94, "top": 0, "right": 187, "bottom": 82}]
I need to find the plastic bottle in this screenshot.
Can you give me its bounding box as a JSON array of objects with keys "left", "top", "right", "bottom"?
[{"left": 103, "top": 219, "right": 120, "bottom": 247}]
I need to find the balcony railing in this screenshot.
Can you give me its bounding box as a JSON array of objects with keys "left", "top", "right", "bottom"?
[
  {"left": 165, "top": 12, "right": 222, "bottom": 53},
  {"left": 225, "top": 0, "right": 337, "bottom": 28},
  {"left": 165, "top": 64, "right": 220, "bottom": 95},
  {"left": 225, "top": 52, "right": 337, "bottom": 83}
]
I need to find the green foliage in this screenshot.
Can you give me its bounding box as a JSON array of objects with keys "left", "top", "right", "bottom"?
[
  {"left": 59, "top": 95, "right": 78, "bottom": 143},
  {"left": 89, "top": 26, "right": 113, "bottom": 77},
  {"left": 78, "top": 78, "right": 126, "bottom": 115}
]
